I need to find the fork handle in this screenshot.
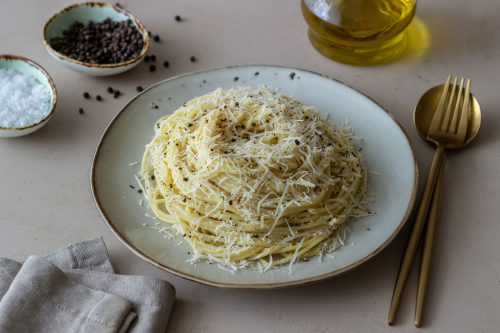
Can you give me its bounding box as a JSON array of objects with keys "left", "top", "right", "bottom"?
[
  {"left": 415, "top": 157, "right": 445, "bottom": 327},
  {"left": 388, "top": 144, "right": 445, "bottom": 325}
]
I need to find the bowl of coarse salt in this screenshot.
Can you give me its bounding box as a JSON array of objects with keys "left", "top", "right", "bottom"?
[{"left": 0, "top": 55, "right": 57, "bottom": 138}]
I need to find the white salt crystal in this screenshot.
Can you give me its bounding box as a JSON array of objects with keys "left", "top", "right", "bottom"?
[{"left": 0, "top": 68, "right": 51, "bottom": 128}]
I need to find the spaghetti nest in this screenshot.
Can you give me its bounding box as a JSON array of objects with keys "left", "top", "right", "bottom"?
[{"left": 141, "top": 87, "right": 368, "bottom": 272}]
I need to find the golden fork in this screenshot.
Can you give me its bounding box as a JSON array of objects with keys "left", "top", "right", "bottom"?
[{"left": 388, "top": 76, "right": 471, "bottom": 326}]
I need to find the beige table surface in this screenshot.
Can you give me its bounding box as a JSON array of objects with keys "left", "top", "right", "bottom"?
[{"left": 1, "top": 1, "right": 500, "bottom": 332}]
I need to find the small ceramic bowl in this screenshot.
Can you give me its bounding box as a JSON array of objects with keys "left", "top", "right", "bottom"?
[
  {"left": 43, "top": 2, "right": 150, "bottom": 76},
  {"left": 0, "top": 55, "right": 58, "bottom": 138}
]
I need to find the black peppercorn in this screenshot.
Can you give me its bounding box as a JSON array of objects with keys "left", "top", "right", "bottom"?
[
  {"left": 149, "top": 64, "right": 156, "bottom": 72},
  {"left": 49, "top": 18, "right": 144, "bottom": 65},
  {"left": 96, "top": 95, "right": 102, "bottom": 101},
  {"left": 150, "top": 55, "right": 156, "bottom": 62},
  {"left": 137, "top": 86, "right": 143, "bottom": 92},
  {"left": 163, "top": 60, "right": 169, "bottom": 68},
  {"left": 144, "top": 55, "right": 150, "bottom": 62},
  {"left": 114, "top": 90, "right": 121, "bottom": 98},
  {"left": 78, "top": 108, "right": 84, "bottom": 114},
  {"left": 175, "top": 15, "right": 182, "bottom": 22},
  {"left": 190, "top": 56, "right": 196, "bottom": 62},
  {"left": 107, "top": 86, "right": 114, "bottom": 94},
  {"left": 153, "top": 35, "right": 160, "bottom": 42},
  {"left": 83, "top": 92, "right": 90, "bottom": 99}
]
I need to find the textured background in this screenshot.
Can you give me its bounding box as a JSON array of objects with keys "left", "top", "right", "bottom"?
[{"left": 0, "top": 1, "right": 499, "bottom": 332}]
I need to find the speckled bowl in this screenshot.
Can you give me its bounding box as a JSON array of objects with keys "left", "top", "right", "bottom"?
[
  {"left": 43, "top": 2, "right": 149, "bottom": 76},
  {"left": 0, "top": 55, "right": 58, "bottom": 138}
]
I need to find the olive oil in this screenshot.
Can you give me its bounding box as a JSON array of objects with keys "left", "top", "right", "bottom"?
[{"left": 301, "top": 0, "right": 416, "bottom": 65}]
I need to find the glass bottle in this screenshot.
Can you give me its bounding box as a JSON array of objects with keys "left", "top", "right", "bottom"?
[{"left": 301, "top": 0, "right": 416, "bottom": 65}]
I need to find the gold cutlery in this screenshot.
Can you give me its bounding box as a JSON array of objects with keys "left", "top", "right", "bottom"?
[
  {"left": 388, "top": 76, "right": 481, "bottom": 326},
  {"left": 415, "top": 158, "right": 445, "bottom": 327}
]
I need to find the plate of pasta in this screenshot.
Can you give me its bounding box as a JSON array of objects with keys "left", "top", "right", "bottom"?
[{"left": 92, "top": 65, "right": 418, "bottom": 288}]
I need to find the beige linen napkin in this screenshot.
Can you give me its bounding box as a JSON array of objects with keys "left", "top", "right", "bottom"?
[{"left": 0, "top": 238, "right": 175, "bottom": 333}]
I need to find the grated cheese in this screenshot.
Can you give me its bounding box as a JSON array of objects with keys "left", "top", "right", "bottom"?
[{"left": 140, "top": 87, "right": 369, "bottom": 272}]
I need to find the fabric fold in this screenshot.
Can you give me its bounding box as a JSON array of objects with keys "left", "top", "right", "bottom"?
[
  {"left": 0, "top": 256, "right": 136, "bottom": 333},
  {"left": 0, "top": 237, "right": 175, "bottom": 333}
]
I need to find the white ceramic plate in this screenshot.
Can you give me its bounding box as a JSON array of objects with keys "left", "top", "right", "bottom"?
[{"left": 92, "top": 65, "right": 417, "bottom": 289}]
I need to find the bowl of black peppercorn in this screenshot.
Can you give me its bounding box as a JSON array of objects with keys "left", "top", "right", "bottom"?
[{"left": 43, "top": 2, "right": 150, "bottom": 76}]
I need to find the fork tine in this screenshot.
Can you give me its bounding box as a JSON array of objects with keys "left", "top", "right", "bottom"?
[
  {"left": 428, "top": 75, "right": 451, "bottom": 134},
  {"left": 440, "top": 77, "right": 458, "bottom": 131},
  {"left": 456, "top": 79, "right": 471, "bottom": 140},
  {"left": 449, "top": 77, "right": 465, "bottom": 132}
]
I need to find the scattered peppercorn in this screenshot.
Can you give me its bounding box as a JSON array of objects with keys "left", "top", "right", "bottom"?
[
  {"left": 149, "top": 64, "right": 156, "bottom": 72},
  {"left": 150, "top": 54, "right": 156, "bottom": 62},
  {"left": 138, "top": 189, "right": 143, "bottom": 194},
  {"left": 254, "top": 72, "right": 259, "bottom": 76},
  {"left": 83, "top": 92, "right": 90, "bottom": 99},
  {"left": 229, "top": 200, "right": 233, "bottom": 205},
  {"left": 295, "top": 139, "right": 300, "bottom": 145},
  {"left": 234, "top": 76, "right": 239, "bottom": 82},
  {"left": 144, "top": 55, "right": 150, "bottom": 62},
  {"left": 190, "top": 56, "right": 196, "bottom": 62},
  {"left": 96, "top": 95, "right": 102, "bottom": 101},
  {"left": 175, "top": 15, "right": 182, "bottom": 22},
  {"left": 183, "top": 177, "right": 189, "bottom": 182},
  {"left": 153, "top": 35, "right": 160, "bottom": 42},
  {"left": 289, "top": 72, "right": 296, "bottom": 80},
  {"left": 50, "top": 18, "right": 144, "bottom": 64},
  {"left": 163, "top": 60, "right": 169, "bottom": 68},
  {"left": 78, "top": 108, "right": 84, "bottom": 114},
  {"left": 107, "top": 86, "right": 114, "bottom": 94},
  {"left": 136, "top": 86, "right": 143, "bottom": 92},
  {"left": 129, "top": 185, "right": 135, "bottom": 189},
  {"left": 114, "top": 90, "right": 121, "bottom": 98}
]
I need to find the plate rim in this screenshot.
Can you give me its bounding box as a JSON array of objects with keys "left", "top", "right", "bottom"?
[{"left": 91, "top": 64, "right": 419, "bottom": 289}]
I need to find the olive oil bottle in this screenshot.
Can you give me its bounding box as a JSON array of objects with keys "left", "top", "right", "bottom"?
[{"left": 301, "top": 0, "right": 416, "bottom": 65}]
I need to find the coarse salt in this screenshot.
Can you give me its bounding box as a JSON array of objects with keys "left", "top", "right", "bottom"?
[{"left": 0, "top": 68, "right": 51, "bottom": 128}]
